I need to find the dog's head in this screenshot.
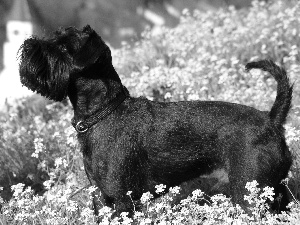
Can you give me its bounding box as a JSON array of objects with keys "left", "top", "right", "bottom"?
[{"left": 18, "top": 25, "right": 111, "bottom": 101}]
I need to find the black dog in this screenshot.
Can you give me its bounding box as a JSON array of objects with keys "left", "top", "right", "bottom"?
[{"left": 18, "top": 25, "right": 293, "bottom": 216}]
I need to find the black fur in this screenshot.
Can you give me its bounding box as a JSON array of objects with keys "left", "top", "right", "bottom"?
[{"left": 18, "top": 25, "right": 293, "bottom": 216}]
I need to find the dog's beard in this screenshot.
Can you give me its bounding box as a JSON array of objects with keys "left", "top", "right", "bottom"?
[{"left": 19, "top": 38, "right": 72, "bottom": 101}]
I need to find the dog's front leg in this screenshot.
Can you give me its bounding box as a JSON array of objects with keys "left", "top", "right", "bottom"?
[
  {"left": 82, "top": 157, "right": 104, "bottom": 217},
  {"left": 105, "top": 165, "right": 137, "bottom": 218},
  {"left": 104, "top": 137, "right": 148, "bottom": 217}
]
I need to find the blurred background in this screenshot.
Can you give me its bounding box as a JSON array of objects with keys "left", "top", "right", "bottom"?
[
  {"left": 0, "top": 0, "right": 262, "bottom": 107},
  {"left": 0, "top": 0, "right": 255, "bottom": 53},
  {"left": 0, "top": 1, "right": 258, "bottom": 68}
]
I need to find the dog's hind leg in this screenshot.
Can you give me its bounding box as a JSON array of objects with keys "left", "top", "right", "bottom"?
[
  {"left": 221, "top": 125, "right": 291, "bottom": 212},
  {"left": 219, "top": 126, "right": 270, "bottom": 210}
]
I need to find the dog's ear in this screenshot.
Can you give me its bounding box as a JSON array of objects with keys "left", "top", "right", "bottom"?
[
  {"left": 18, "top": 37, "right": 72, "bottom": 101},
  {"left": 73, "top": 25, "right": 112, "bottom": 68}
]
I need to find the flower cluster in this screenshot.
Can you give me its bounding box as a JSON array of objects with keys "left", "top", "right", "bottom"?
[{"left": 31, "top": 137, "right": 45, "bottom": 158}]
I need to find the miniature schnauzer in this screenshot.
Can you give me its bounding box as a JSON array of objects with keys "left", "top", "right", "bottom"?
[{"left": 18, "top": 25, "right": 293, "bottom": 216}]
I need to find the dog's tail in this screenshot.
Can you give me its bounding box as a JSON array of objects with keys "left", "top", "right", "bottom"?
[{"left": 245, "top": 60, "right": 293, "bottom": 129}]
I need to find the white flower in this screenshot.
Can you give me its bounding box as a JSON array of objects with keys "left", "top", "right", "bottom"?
[
  {"left": 53, "top": 132, "right": 60, "bottom": 137},
  {"left": 191, "top": 189, "right": 204, "bottom": 199},
  {"left": 245, "top": 180, "right": 259, "bottom": 193},
  {"left": 11, "top": 183, "right": 25, "bottom": 197},
  {"left": 98, "top": 206, "right": 113, "bottom": 217},
  {"left": 284, "top": 124, "right": 300, "bottom": 145},
  {"left": 87, "top": 185, "right": 98, "bottom": 195},
  {"left": 43, "top": 179, "right": 54, "bottom": 190},
  {"left": 140, "top": 192, "right": 153, "bottom": 204},
  {"left": 155, "top": 184, "right": 166, "bottom": 194},
  {"left": 66, "top": 200, "right": 78, "bottom": 212},
  {"left": 169, "top": 186, "right": 181, "bottom": 195},
  {"left": 141, "top": 218, "right": 152, "bottom": 225},
  {"left": 37, "top": 160, "right": 47, "bottom": 170},
  {"left": 55, "top": 157, "right": 68, "bottom": 168},
  {"left": 260, "top": 186, "right": 275, "bottom": 201},
  {"left": 45, "top": 192, "right": 56, "bottom": 202},
  {"left": 164, "top": 92, "right": 172, "bottom": 99},
  {"left": 133, "top": 211, "right": 144, "bottom": 220},
  {"left": 80, "top": 207, "right": 94, "bottom": 218},
  {"left": 31, "top": 138, "right": 45, "bottom": 158}
]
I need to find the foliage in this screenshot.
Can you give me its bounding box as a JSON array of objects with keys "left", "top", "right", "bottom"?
[
  {"left": 0, "top": 96, "right": 83, "bottom": 201},
  {"left": 113, "top": 0, "right": 300, "bottom": 109},
  {"left": 1, "top": 0, "right": 300, "bottom": 224},
  {"left": 1, "top": 181, "right": 300, "bottom": 224}
]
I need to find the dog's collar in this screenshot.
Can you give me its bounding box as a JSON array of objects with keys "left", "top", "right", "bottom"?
[{"left": 71, "top": 89, "right": 129, "bottom": 133}]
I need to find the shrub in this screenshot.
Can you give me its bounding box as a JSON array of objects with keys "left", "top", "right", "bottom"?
[{"left": 0, "top": 96, "right": 83, "bottom": 201}]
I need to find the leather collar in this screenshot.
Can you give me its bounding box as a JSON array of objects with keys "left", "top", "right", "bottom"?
[{"left": 71, "top": 88, "right": 129, "bottom": 133}]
